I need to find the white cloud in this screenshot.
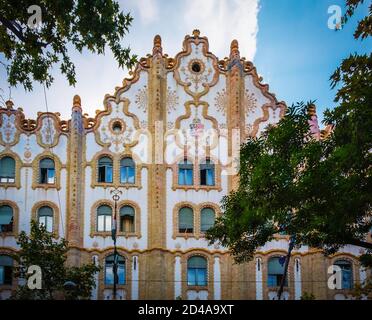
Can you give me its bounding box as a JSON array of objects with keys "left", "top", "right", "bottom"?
[
  {"left": 1, "top": 0, "right": 260, "bottom": 119},
  {"left": 183, "top": 0, "right": 259, "bottom": 60},
  {"left": 131, "top": 0, "right": 159, "bottom": 25}
]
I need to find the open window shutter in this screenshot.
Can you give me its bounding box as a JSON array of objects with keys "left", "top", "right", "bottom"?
[
  {"left": 201, "top": 208, "right": 215, "bottom": 231},
  {"left": 99, "top": 157, "right": 112, "bottom": 166},
  {"left": 268, "top": 258, "right": 285, "bottom": 275},
  {"left": 121, "top": 157, "right": 135, "bottom": 167},
  {"left": 98, "top": 205, "right": 112, "bottom": 216},
  {"left": 0, "top": 255, "right": 13, "bottom": 266},
  {"left": 40, "top": 158, "right": 54, "bottom": 169},
  {"left": 188, "top": 256, "right": 207, "bottom": 268},
  {"left": 0, "top": 206, "right": 13, "bottom": 224},
  {"left": 120, "top": 206, "right": 135, "bottom": 217},
  {"left": 0, "top": 157, "right": 15, "bottom": 177},
  {"left": 179, "top": 207, "right": 193, "bottom": 229},
  {"left": 38, "top": 206, "right": 53, "bottom": 217}
]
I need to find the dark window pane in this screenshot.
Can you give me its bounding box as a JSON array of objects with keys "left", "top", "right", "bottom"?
[
  {"left": 98, "top": 166, "right": 106, "bottom": 182},
  {"left": 40, "top": 168, "right": 48, "bottom": 183},
  {"left": 200, "top": 169, "right": 207, "bottom": 185}
]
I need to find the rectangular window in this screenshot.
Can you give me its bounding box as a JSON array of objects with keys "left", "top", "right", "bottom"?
[
  {"left": 40, "top": 168, "right": 48, "bottom": 184},
  {"left": 47, "top": 169, "right": 55, "bottom": 184},
  {"left": 200, "top": 169, "right": 207, "bottom": 185},
  {"left": 39, "top": 216, "right": 53, "bottom": 233},
  {"left": 106, "top": 166, "right": 113, "bottom": 183},
  {"left": 267, "top": 274, "right": 287, "bottom": 287},
  {"left": 105, "top": 266, "right": 114, "bottom": 285},
  {"left": 105, "top": 264, "right": 125, "bottom": 285},
  {"left": 197, "top": 268, "right": 207, "bottom": 286},
  {"left": 206, "top": 169, "right": 214, "bottom": 185},
  {"left": 0, "top": 266, "right": 12, "bottom": 285},
  {"left": 97, "top": 215, "right": 105, "bottom": 232},
  {"left": 40, "top": 168, "right": 55, "bottom": 184},
  {"left": 105, "top": 215, "right": 112, "bottom": 231},
  {"left": 118, "top": 264, "right": 126, "bottom": 285},
  {"left": 98, "top": 166, "right": 106, "bottom": 182},
  {"left": 0, "top": 266, "right": 3, "bottom": 285},
  {"left": 120, "top": 167, "right": 135, "bottom": 184},
  {"left": 187, "top": 269, "right": 196, "bottom": 286},
  {"left": 200, "top": 168, "right": 214, "bottom": 186},
  {"left": 187, "top": 268, "right": 207, "bottom": 286},
  {"left": 99, "top": 166, "right": 113, "bottom": 183}
]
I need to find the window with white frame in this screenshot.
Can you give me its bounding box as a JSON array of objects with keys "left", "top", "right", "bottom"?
[
  {"left": 0, "top": 205, "right": 13, "bottom": 233},
  {"left": 178, "top": 159, "right": 193, "bottom": 185},
  {"left": 120, "top": 205, "right": 135, "bottom": 232},
  {"left": 105, "top": 254, "right": 125, "bottom": 285},
  {"left": 120, "top": 157, "right": 135, "bottom": 184},
  {"left": 39, "top": 158, "right": 55, "bottom": 184},
  {"left": 97, "top": 205, "right": 112, "bottom": 232},
  {"left": 0, "top": 255, "right": 13, "bottom": 285},
  {"left": 37, "top": 206, "right": 53, "bottom": 233},
  {"left": 200, "top": 207, "right": 215, "bottom": 233},
  {"left": 200, "top": 159, "right": 215, "bottom": 186},
  {"left": 334, "top": 259, "right": 353, "bottom": 289},
  {"left": 98, "top": 156, "right": 113, "bottom": 183},
  {"left": 187, "top": 256, "right": 207, "bottom": 286},
  {"left": 0, "top": 156, "right": 15, "bottom": 183},
  {"left": 178, "top": 207, "right": 194, "bottom": 233},
  {"left": 267, "top": 257, "right": 288, "bottom": 287}
]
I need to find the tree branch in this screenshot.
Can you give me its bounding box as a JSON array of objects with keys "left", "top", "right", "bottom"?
[
  {"left": 0, "top": 16, "right": 48, "bottom": 47},
  {"left": 348, "top": 238, "right": 372, "bottom": 250}
]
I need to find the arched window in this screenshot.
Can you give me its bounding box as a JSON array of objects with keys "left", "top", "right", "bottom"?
[
  {"left": 120, "top": 205, "right": 135, "bottom": 233},
  {"left": 39, "top": 158, "right": 55, "bottom": 184},
  {"left": 105, "top": 254, "right": 125, "bottom": 285},
  {"left": 200, "top": 159, "right": 215, "bottom": 186},
  {"left": 334, "top": 260, "right": 353, "bottom": 289},
  {"left": 178, "top": 207, "right": 194, "bottom": 233},
  {"left": 200, "top": 207, "right": 215, "bottom": 233},
  {"left": 268, "top": 257, "right": 288, "bottom": 287},
  {"left": 0, "top": 255, "right": 13, "bottom": 285},
  {"left": 98, "top": 156, "right": 113, "bottom": 183},
  {"left": 0, "top": 205, "right": 13, "bottom": 232},
  {"left": 120, "top": 157, "right": 135, "bottom": 184},
  {"left": 37, "top": 206, "right": 53, "bottom": 233},
  {"left": 178, "top": 159, "right": 193, "bottom": 185},
  {"left": 0, "top": 156, "right": 15, "bottom": 183},
  {"left": 187, "top": 256, "right": 207, "bottom": 286},
  {"left": 97, "top": 205, "right": 112, "bottom": 232}
]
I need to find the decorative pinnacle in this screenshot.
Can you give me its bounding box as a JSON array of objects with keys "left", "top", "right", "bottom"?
[
  {"left": 152, "top": 34, "right": 163, "bottom": 56},
  {"left": 307, "top": 104, "right": 317, "bottom": 116},
  {"left": 5, "top": 100, "right": 14, "bottom": 110},
  {"left": 192, "top": 29, "right": 200, "bottom": 38},
  {"left": 72, "top": 95, "right": 82, "bottom": 110},
  {"left": 230, "top": 39, "right": 240, "bottom": 59},
  {"left": 154, "top": 34, "right": 161, "bottom": 47}
]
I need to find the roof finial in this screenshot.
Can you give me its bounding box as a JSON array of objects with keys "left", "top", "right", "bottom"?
[
  {"left": 230, "top": 39, "right": 240, "bottom": 59},
  {"left": 153, "top": 34, "right": 163, "bottom": 57},
  {"left": 5, "top": 100, "right": 14, "bottom": 110},
  {"left": 192, "top": 29, "right": 200, "bottom": 38},
  {"left": 307, "top": 103, "right": 316, "bottom": 116},
  {"left": 72, "top": 95, "right": 81, "bottom": 110}
]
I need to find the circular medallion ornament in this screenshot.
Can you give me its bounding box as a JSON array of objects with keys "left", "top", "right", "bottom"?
[
  {"left": 188, "top": 59, "right": 205, "bottom": 75},
  {"left": 108, "top": 118, "right": 126, "bottom": 135}
]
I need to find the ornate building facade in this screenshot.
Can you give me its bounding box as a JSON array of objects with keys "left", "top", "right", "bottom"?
[{"left": 0, "top": 30, "right": 370, "bottom": 300}]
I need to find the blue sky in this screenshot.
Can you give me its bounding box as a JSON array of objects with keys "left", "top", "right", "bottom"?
[
  {"left": 0, "top": 0, "right": 370, "bottom": 125},
  {"left": 256, "top": 0, "right": 371, "bottom": 123}
]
